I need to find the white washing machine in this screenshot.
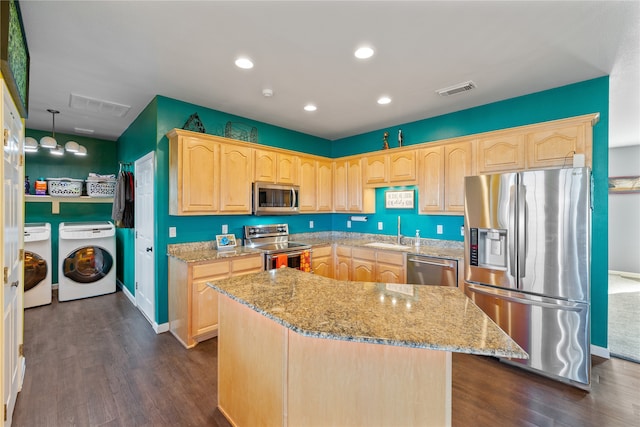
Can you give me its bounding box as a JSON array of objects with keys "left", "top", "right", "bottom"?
[
  {"left": 24, "top": 223, "right": 52, "bottom": 308},
  {"left": 58, "top": 221, "right": 116, "bottom": 302}
]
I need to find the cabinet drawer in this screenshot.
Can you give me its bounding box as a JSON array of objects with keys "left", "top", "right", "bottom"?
[
  {"left": 312, "top": 245, "right": 332, "bottom": 257},
  {"left": 351, "top": 247, "right": 376, "bottom": 261},
  {"left": 232, "top": 255, "right": 263, "bottom": 274},
  {"left": 378, "top": 250, "right": 405, "bottom": 266},
  {"left": 193, "top": 261, "right": 230, "bottom": 279},
  {"left": 336, "top": 246, "right": 352, "bottom": 257}
]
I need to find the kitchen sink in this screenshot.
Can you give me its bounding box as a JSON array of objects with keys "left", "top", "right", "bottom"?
[{"left": 364, "top": 242, "right": 408, "bottom": 250}]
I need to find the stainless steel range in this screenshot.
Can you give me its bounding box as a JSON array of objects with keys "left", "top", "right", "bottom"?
[{"left": 243, "top": 224, "right": 312, "bottom": 272}]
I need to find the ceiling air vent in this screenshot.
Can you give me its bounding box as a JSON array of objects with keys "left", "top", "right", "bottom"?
[
  {"left": 435, "top": 81, "right": 477, "bottom": 97},
  {"left": 69, "top": 93, "right": 131, "bottom": 117}
]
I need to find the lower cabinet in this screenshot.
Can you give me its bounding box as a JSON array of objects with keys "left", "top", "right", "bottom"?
[
  {"left": 168, "top": 253, "right": 263, "bottom": 348},
  {"left": 311, "top": 245, "right": 333, "bottom": 278},
  {"left": 336, "top": 246, "right": 406, "bottom": 284}
]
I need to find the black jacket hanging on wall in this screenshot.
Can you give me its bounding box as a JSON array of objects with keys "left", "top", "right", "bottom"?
[{"left": 111, "top": 170, "right": 135, "bottom": 228}]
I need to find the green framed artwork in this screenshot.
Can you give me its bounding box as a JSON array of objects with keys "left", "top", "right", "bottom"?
[{"left": 1, "top": 0, "right": 30, "bottom": 117}]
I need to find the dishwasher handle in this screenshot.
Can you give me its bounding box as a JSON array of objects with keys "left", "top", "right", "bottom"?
[{"left": 408, "top": 257, "right": 455, "bottom": 269}]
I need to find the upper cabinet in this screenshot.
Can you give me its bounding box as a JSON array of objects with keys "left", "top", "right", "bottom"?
[
  {"left": 526, "top": 120, "right": 592, "bottom": 169},
  {"left": 477, "top": 134, "right": 526, "bottom": 174},
  {"left": 168, "top": 113, "right": 596, "bottom": 217},
  {"left": 169, "top": 132, "right": 220, "bottom": 215},
  {"left": 254, "top": 149, "right": 298, "bottom": 184},
  {"left": 364, "top": 150, "right": 417, "bottom": 186},
  {"left": 168, "top": 130, "right": 251, "bottom": 215}
]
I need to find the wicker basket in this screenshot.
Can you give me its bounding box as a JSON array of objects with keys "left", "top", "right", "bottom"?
[
  {"left": 86, "top": 180, "right": 116, "bottom": 198},
  {"left": 46, "top": 178, "right": 83, "bottom": 197}
]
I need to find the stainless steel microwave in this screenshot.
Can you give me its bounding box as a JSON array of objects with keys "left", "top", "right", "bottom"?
[{"left": 253, "top": 182, "right": 300, "bottom": 215}]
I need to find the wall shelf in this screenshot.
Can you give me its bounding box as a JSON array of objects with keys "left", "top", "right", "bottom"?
[{"left": 25, "top": 195, "right": 113, "bottom": 214}]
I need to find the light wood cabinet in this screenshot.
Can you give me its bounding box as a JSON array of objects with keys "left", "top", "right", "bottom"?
[
  {"left": 389, "top": 150, "right": 416, "bottom": 183},
  {"left": 376, "top": 250, "right": 406, "bottom": 284},
  {"left": 351, "top": 247, "right": 377, "bottom": 282},
  {"left": 334, "top": 246, "right": 352, "bottom": 281},
  {"left": 418, "top": 146, "right": 445, "bottom": 213},
  {"left": 254, "top": 149, "right": 298, "bottom": 184},
  {"left": 477, "top": 134, "right": 525, "bottom": 174},
  {"left": 333, "top": 158, "right": 374, "bottom": 213},
  {"left": 169, "top": 253, "right": 263, "bottom": 349},
  {"left": 364, "top": 150, "right": 416, "bottom": 186},
  {"left": 444, "top": 141, "right": 474, "bottom": 213},
  {"left": 169, "top": 133, "right": 220, "bottom": 215},
  {"left": 526, "top": 121, "right": 591, "bottom": 169},
  {"left": 364, "top": 154, "right": 388, "bottom": 185},
  {"left": 220, "top": 144, "right": 253, "bottom": 213},
  {"left": 298, "top": 156, "right": 317, "bottom": 212},
  {"left": 311, "top": 245, "right": 333, "bottom": 278},
  {"left": 316, "top": 159, "right": 333, "bottom": 212}
]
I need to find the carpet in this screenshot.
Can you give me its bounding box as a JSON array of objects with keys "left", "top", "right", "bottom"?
[{"left": 608, "top": 291, "right": 640, "bottom": 363}]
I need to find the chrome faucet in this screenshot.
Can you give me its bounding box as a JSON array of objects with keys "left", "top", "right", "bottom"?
[{"left": 397, "top": 216, "right": 402, "bottom": 245}]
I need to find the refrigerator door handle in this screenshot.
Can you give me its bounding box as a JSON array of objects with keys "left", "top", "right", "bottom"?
[
  {"left": 518, "top": 181, "right": 527, "bottom": 280},
  {"left": 508, "top": 184, "right": 517, "bottom": 278},
  {"left": 466, "top": 285, "right": 584, "bottom": 312}
]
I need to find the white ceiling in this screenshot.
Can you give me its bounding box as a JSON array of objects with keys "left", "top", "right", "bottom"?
[{"left": 19, "top": 1, "right": 640, "bottom": 147}]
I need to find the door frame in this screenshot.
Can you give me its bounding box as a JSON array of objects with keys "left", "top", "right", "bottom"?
[{"left": 134, "top": 151, "right": 159, "bottom": 331}]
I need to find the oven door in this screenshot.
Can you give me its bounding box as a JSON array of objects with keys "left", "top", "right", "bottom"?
[{"left": 265, "top": 250, "right": 312, "bottom": 272}]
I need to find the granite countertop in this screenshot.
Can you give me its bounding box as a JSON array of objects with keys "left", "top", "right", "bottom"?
[
  {"left": 167, "top": 232, "right": 464, "bottom": 263},
  {"left": 208, "top": 268, "right": 527, "bottom": 359},
  {"left": 167, "top": 241, "right": 263, "bottom": 263}
]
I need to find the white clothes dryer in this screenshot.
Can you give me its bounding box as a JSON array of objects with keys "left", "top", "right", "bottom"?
[
  {"left": 58, "top": 221, "right": 116, "bottom": 302},
  {"left": 24, "top": 223, "right": 52, "bottom": 308}
]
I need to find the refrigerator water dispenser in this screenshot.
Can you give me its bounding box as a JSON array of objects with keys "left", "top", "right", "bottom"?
[{"left": 470, "top": 228, "right": 507, "bottom": 270}]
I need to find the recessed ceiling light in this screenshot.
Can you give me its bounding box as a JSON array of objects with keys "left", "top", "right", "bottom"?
[
  {"left": 377, "top": 96, "right": 391, "bottom": 105},
  {"left": 304, "top": 104, "right": 317, "bottom": 112},
  {"left": 235, "top": 57, "right": 254, "bottom": 69},
  {"left": 354, "top": 46, "right": 374, "bottom": 59}
]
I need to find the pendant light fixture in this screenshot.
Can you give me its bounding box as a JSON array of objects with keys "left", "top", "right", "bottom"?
[
  {"left": 40, "top": 109, "right": 59, "bottom": 149},
  {"left": 28, "top": 109, "right": 89, "bottom": 157}
]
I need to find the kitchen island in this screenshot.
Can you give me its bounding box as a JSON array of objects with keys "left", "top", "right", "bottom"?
[{"left": 208, "top": 268, "right": 526, "bottom": 427}]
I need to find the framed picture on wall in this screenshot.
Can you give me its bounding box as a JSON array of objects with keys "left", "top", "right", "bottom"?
[
  {"left": 609, "top": 176, "right": 640, "bottom": 194},
  {"left": 0, "top": 0, "right": 30, "bottom": 117},
  {"left": 385, "top": 190, "right": 414, "bottom": 209}
]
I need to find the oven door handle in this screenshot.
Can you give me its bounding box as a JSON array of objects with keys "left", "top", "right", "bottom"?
[{"left": 270, "top": 249, "right": 310, "bottom": 258}]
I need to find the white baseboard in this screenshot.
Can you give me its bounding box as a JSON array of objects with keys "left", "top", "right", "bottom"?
[
  {"left": 608, "top": 270, "right": 640, "bottom": 280},
  {"left": 116, "top": 280, "right": 168, "bottom": 334},
  {"left": 117, "top": 279, "right": 136, "bottom": 305},
  {"left": 155, "top": 322, "right": 170, "bottom": 334},
  {"left": 591, "top": 344, "right": 610, "bottom": 359}
]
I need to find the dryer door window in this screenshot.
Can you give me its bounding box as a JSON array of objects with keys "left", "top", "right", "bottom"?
[
  {"left": 62, "top": 246, "right": 114, "bottom": 284},
  {"left": 24, "top": 251, "right": 48, "bottom": 291}
]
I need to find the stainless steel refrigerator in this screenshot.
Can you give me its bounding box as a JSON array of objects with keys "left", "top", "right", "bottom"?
[{"left": 463, "top": 167, "right": 591, "bottom": 389}]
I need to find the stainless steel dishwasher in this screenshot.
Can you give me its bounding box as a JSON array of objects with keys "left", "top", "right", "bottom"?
[{"left": 406, "top": 254, "right": 458, "bottom": 287}]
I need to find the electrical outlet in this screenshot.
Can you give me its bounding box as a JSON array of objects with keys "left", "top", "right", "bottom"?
[
  {"left": 347, "top": 220, "right": 352, "bottom": 229},
  {"left": 222, "top": 224, "right": 228, "bottom": 234},
  {"left": 169, "top": 227, "right": 176, "bottom": 238},
  {"left": 309, "top": 220, "right": 314, "bottom": 229},
  {"left": 437, "top": 224, "right": 443, "bottom": 235},
  {"left": 377, "top": 221, "right": 383, "bottom": 231},
  {"left": 460, "top": 226, "right": 465, "bottom": 236}
]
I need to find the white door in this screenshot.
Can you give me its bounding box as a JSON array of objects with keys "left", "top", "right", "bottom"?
[
  {"left": 134, "top": 152, "right": 155, "bottom": 326},
  {"left": 2, "top": 80, "right": 24, "bottom": 427}
]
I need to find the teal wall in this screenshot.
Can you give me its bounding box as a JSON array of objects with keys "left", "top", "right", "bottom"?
[
  {"left": 24, "top": 130, "right": 117, "bottom": 284},
  {"left": 115, "top": 98, "right": 159, "bottom": 299},
  {"left": 331, "top": 77, "right": 609, "bottom": 348}
]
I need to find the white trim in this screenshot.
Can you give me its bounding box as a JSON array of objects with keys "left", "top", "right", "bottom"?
[
  {"left": 117, "top": 279, "right": 136, "bottom": 305},
  {"left": 608, "top": 270, "right": 640, "bottom": 280},
  {"left": 591, "top": 344, "right": 610, "bottom": 359},
  {"left": 155, "top": 322, "right": 170, "bottom": 334}
]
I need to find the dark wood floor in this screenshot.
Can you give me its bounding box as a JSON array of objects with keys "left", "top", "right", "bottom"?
[{"left": 14, "top": 290, "right": 640, "bottom": 427}]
